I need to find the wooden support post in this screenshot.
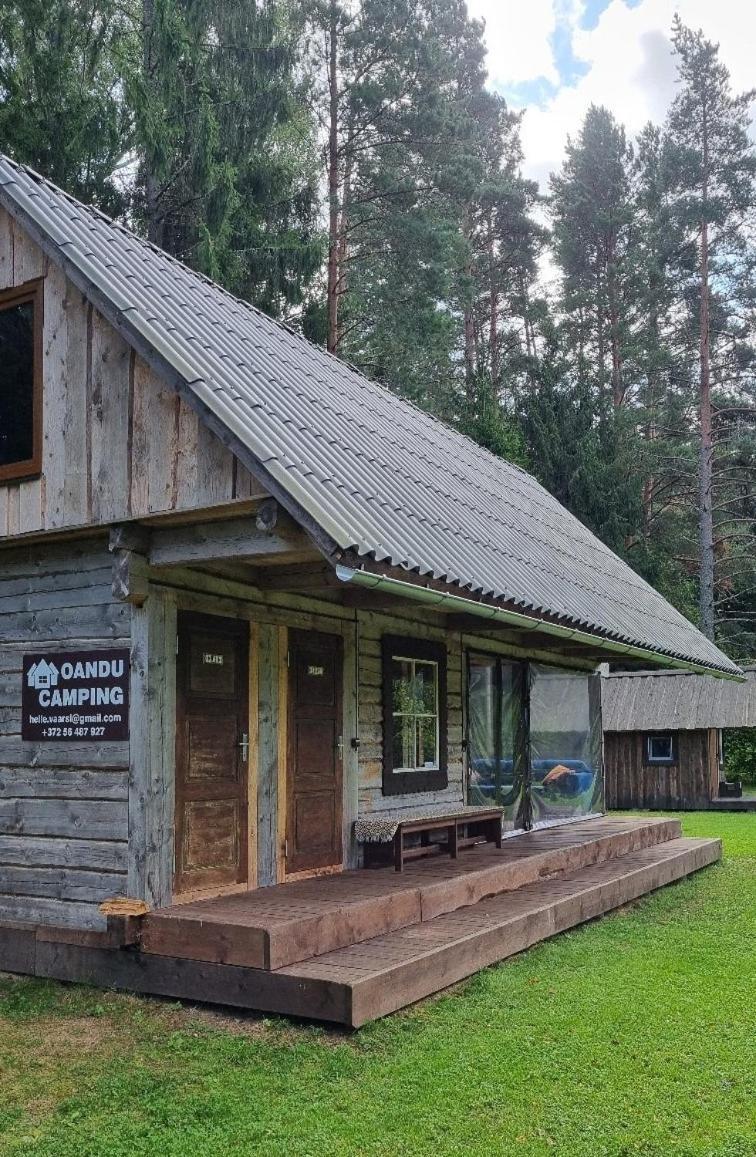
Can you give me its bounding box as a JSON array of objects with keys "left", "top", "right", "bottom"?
[{"left": 111, "top": 549, "right": 150, "bottom": 605}]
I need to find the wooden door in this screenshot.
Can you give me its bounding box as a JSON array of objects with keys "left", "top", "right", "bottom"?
[
  {"left": 286, "top": 630, "right": 343, "bottom": 874},
  {"left": 175, "top": 612, "right": 249, "bottom": 895}
]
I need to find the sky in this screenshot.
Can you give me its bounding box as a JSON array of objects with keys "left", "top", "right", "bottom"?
[{"left": 467, "top": 0, "right": 756, "bottom": 190}]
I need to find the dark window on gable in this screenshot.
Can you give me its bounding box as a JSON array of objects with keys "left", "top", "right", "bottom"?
[
  {"left": 382, "top": 635, "right": 448, "bottom": 796},
  {"left": 0, "top": 281, "right": 43, "bottom": 482},
  {"left": 645, "top": 733, "right": 677, "bottom": 765}
]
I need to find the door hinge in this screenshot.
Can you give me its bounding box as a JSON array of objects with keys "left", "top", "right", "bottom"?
[{"left": 286, "top": 649, "right": 291, "bottom": 668}]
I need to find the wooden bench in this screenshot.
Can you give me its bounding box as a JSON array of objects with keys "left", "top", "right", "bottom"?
[{"left": 359, "top": 807, "right": 504, "bottom": 872}]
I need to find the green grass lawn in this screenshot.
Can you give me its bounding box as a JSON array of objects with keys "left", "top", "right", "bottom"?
[{"left": 1, "top": 812, "right": 754, "bottom": 1157}]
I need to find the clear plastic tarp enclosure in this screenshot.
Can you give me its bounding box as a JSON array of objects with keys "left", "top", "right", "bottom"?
[
  {"left": 467, "top": 655, "right": 526, "bottom": 831},
  {"left": 529, "top": 664, "right": 603, "bottom": 825},
  {"left": 467, "top": 656, "right": 603, "bottom": 830}
]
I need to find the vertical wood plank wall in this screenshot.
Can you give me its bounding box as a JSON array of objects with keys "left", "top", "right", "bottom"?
[
  {"left": 604, "top": 730, "right": 715, "bottom": 809},
  {"left": 128, "top": 591, "right": 176, "bottom": 909},
  {"left": 0, "top": 539, "right": 131, "bottom": 929},
  {"left": 0, "top": 207, "right": 264, "bottom": 538}
]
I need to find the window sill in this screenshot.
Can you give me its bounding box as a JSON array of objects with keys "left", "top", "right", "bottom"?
[{"left": 0, "top": 463, "right": 42, "bottom": 485}]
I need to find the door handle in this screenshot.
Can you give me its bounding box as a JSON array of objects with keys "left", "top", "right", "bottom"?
[
  {"left": 238, "top": 732, "right": 249, "bottom": 762},
  {"left": 336, "top": 734, "right": 344, "bottom": 761}
]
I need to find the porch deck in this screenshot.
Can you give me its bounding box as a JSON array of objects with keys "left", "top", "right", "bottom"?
[{"left": 0, "top": 816, "right": 720, "bottom": 1027}]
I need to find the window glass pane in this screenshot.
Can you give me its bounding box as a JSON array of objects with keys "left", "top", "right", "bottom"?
[
  {"left": 0, "top": 299, "right": 35, "bottom": 467},
  {"left": 414, "top": 660, "right": 437, "bottom": 714},
  {"left": 393, "top": 715, "right": 415, "bottom": 771},
  {"left": 649, "top": 735, "right": 673, "bottom": 761},
  {"left": 529, "top": 665, "right": 603, "bottom": 825},
  {"left": 467, "top": 655, "right": 523, "bottom": 830},
  {"left": 391, "top": 656, "right": 438, "bottom": 771},
  {"left": 418, "top": 715, "right": 438, "bottom": 768},
  {"left": 392, "top": 658, "right": 414, "bottom": 714}
]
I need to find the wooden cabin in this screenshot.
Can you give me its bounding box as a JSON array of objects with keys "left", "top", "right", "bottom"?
[
  {"left": 603, "top": 668, "right": 756, "bottom": 811},
  {"left": 0, "top": 157, "right": 738, "bottom": 1024}
]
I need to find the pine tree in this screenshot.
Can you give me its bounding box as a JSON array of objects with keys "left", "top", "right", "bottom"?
[
  {"left": 0, "top": 0, "right": 132, "bottom": 213},
  {"left": 550, "top": 106, "right": 636, "bottom": 409},
  {"left": 666, "top": 17, "right": 756, "bottom": 640},
  {"left": 131, "top": 0, "right": 321, "bottom": 313}
]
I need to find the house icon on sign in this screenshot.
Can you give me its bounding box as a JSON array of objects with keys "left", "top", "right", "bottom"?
[{"left": 27, "top": 659, "right": 60, "bottom": 690}]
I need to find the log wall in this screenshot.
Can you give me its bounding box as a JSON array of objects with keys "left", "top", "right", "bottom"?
[
  {"left": 0, "top": 538, "right": 131, "bottom": 928},
  {"left": 0, "top": 207, "right": 265, "bottom": 538},
  {"left": 604, "top": 729, "right": 718, "bottom": 810},
  {"left": 0, "top": 531, "right": 601, "bottom": 930}
]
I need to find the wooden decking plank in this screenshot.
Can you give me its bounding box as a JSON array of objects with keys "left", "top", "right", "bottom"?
[
  {"left": 0, "top": 831, "right": 720, "bottom": 1028},
  {"left": 141, "top": 817, "right": 684, "bottom": 972}
]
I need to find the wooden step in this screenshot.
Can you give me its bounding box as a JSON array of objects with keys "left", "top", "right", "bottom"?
[
  {"left": 141, "top": 817, "right": 682, "bottom": 970},
  {"left": 280, "top": 836, "right": 721, "bottom": 1026},
  {"left": 7, "top": 835, "right": 720, "bottom": 1028}
]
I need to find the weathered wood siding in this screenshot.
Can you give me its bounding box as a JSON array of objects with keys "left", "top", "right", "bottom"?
[
  {"left": 0, "top": 538, "right": 131, "bottom": 928},
  {"left": 356, "top": 615, "right": 465, "bottom": 817},
  {"left": 143, "top": 565, "right": 473, "bottom": 876},
  {"left": 604, "top": 729, "right": 716, "bottom": 810},
  {"left": 0, "top": 207, "right": 265, "bottom": 538}
]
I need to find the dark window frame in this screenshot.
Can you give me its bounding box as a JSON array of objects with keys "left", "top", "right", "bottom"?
[
  {"left": 0, "top": 278, "right": 44, "bottom": 483},
  {"left": 382, "top": 635, "right": 448, "bottom": 796},
  {"left": 644, "top": 732, "right": 678, "bottom": 765}
]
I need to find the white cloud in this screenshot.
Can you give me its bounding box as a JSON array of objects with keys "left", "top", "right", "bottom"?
[
  {"left": 467, "top": 0, "right": 561, "bottom": 87},
  {"left": 475, "top": 0, "right": 756, "bottom": 189}
]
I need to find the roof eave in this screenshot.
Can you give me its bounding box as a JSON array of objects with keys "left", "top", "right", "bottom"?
[{"left": 335, "top": 564, "right": 744, "bottom": 680}]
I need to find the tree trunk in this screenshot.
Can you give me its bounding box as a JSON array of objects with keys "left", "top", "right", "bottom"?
[
  {"left": 608, "top": 237, "right": 623, "bottom": 406},
  {"left": 487, "top": 209, "right": 499, "bottom": 383},
  {"left": 463, "top": 209, "right": 476, "bottom": 397},
  {"left": 698, "top": 215, "right": 715, "bottom": 639},
  {"left": 326, "top": 3, "right": 340, "bottom": 354},
  {"left": 698, "top": 94, "right": 715, "bottom": 641},
  {"left": 142, "top": 0, "right": 162, "bottom": 247}
]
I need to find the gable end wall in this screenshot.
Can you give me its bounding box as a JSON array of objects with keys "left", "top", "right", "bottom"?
[{"left": 0, "top": 206, "right": 266, "bottom": 538}]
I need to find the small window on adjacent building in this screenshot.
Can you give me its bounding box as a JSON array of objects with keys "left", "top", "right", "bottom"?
[
  {"left": 646, "top": 733, "right": 677, "bottom": 765},
  {"left": 0, "top": 280, "right": 43, "bottom": 482},
  {"left": 382, "top": 636, "right": 447, "bottom": 795}
]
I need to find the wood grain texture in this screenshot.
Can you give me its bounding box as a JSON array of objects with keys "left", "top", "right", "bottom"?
[
  {"left": 0, "top": 237, "right": 269, "bottom": 535},
  {"left": 604, "top": 728, "right": 716, "bottom": 810},
  {"left": 0, "top": 537, "right": 133, "bottom": 927},
  {"left": 256, "top": 623, "right": 280, "bottom": 888},
  {"left": 127, "top": 590, "right": 176, "bottom": 908},
  {"left": 13, "top": 822, "right": 714, "bottom": 1026}
]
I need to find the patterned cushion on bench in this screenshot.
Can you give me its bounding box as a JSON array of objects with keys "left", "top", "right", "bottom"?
[{"left": 354, "top": 806, "right": 502, "bottom": 844}]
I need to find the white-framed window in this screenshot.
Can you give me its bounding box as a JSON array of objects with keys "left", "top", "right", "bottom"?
[
  {"left": 381, "top": 635, "right": 447, "bottom": 796},
  {"left": 646, "top": 733, "right": 677, "bottom": 764},
  {"left": 391, "top": 656, "right": 440, "bottom": 772}
]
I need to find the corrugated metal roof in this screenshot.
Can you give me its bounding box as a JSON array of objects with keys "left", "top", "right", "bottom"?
[
  {"left": 0, "top": 156, "right": 741, "bottom": 677},
  {"left": 603, "top": 667, "right": 756, "bottom": 730}
]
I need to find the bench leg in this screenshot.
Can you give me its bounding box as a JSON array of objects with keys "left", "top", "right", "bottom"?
[
  {"left": 449, "top": 823, "right": 459, "bottom": 859},
  {"left": 394, "top": 831, "right": 404, "bottom": 872}
]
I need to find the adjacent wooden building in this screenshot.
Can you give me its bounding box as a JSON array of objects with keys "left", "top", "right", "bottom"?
[
  {"left": 603, "top": 668, "right": 756, "bottom": 810},
  {"left": 0, "top": 156, "right": 738, "bottom": 1022}
]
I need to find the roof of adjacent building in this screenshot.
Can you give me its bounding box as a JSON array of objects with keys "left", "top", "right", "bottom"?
[
  {"left": 603, "top": 667, "right": 756, "bottom": 731},
  {"left": 0, "top": 155, "right": 741, "bottom": 678}
]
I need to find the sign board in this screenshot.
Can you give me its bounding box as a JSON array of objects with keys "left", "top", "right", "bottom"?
[{"left": 22, "top": 649, "right": 130, "bottom": 741}]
